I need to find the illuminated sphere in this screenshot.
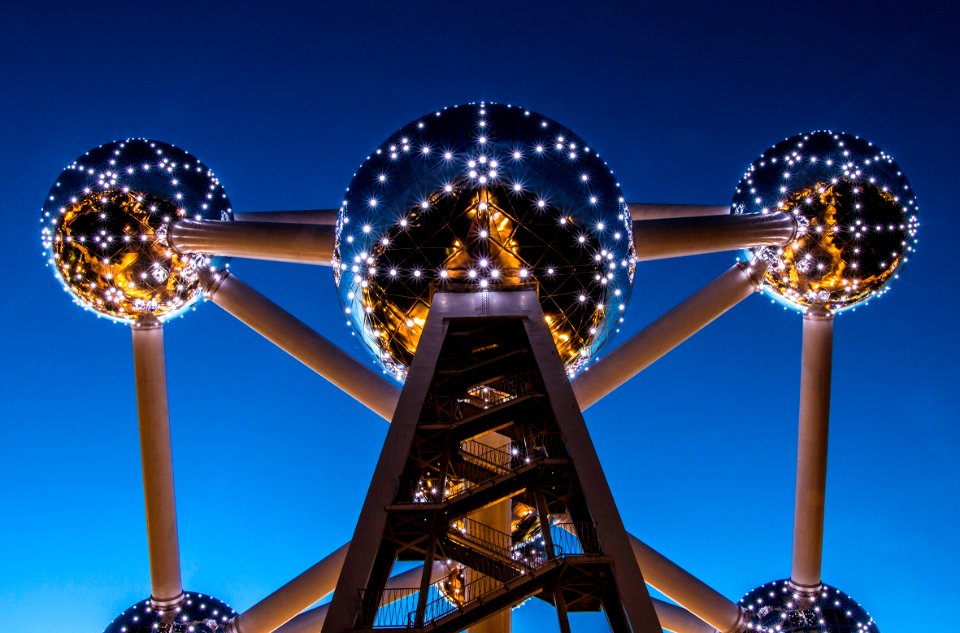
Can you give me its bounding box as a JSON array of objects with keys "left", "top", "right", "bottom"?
[
  {"left": 334, "top": 103, "right": 635, "bottom": 379},
  {"left": 739, "top": 579, "right": 879, "bottom": 633},
  {"left": 40, "top": 139, "right": 232, "bottom": 322},
  {"left": 732, "top": 131, "right": 919, "bottom": 312},
  {"left": 102, "top": 592, "right": 237, "bottom": 633}
]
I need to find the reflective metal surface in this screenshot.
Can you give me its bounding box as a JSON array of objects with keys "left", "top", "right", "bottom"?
[
  {"left": 732, "top": 131, "right": 919, "bottom": 312},
  {"left": 334, "top": 103, "right": 635, "bottom": 380},
  {"left": 102, "top": 593, "right": 237, "bottom": 633},
  {"left": 739, "top": 579, "right": 878, "bottom": 633},
  {"left": 40, "top": 139, "right": 232, "bottom": 322}
]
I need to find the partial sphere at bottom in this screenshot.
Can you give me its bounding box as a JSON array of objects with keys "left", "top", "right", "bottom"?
[
  {"left": 739, "top": 579, "right": 878, "bottom": 633},
  {"left": 102, "top": 592, "right": 237, "bottom": 633}
]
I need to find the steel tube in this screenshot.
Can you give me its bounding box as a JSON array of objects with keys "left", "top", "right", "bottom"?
[
  {"left": 234, "top": 209, "right": 339, "bottom": 225},
  {"left": 630, "top": 536, "right": 743, "bottom": 633},
  {"left": 573, "top": 261, "right": 766, "bottom": 410},
  {"left": 230, "top": 543, "right": 351, "bottom": 633},
  {"left": 272, "top": 562, "right": 448, "bottom": 633},
  {"left": 633, "top": 212, "right": 796, "bottom": 262},
  {"left": 466, "top": 433, "right": 512, "bottom": 633},
  {"left": 131, "top": 319, "right": 183, "bottom": 607},
  {"left": 790, "top": 308, "right": 834, "bottom": 591},
  {"left": 170, "top": 220, "right": 335, "bottom": 265},
  {"left": 653, "top": 599, "right": 721, "bottom": 633},
  {"left": 203, "top": 271, "right": 400, "bottom": 420},
  {"left": 628, "top": 203, "right": 730, "bottom": 221}
]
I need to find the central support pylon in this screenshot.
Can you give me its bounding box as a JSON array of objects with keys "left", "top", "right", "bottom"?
[{"left": 322, "top": 288, "right": 662, "bottom": 633}]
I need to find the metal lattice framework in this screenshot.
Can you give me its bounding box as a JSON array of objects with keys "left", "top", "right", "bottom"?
[{"left": 40, "top": 109, "right": 916, "bottom": 633}]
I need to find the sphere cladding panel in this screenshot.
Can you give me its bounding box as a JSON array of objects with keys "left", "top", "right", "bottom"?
[
  {"left": 731, "top": 131, "right": 918, "bottom": 312},
  {"left": 739, "top": 579, "right": 878, "bottom": 633},
  {"left": 102, "top": 592, "right": 237, "bottom": 633},
  {"left": 334, "top": 103, "right": 635, "bottom": 380},
  {"left": 40, "top": 139, "right": 233, "bottom": 322}
]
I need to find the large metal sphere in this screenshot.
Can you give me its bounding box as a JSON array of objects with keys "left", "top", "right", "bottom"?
[
  {"left": 102, "top": 592, "right": 237, "bottom": 633},
  {"left": 739, "top": 579, "right": 878, "bottom": 633},
  {"left": 40, "top": 139, "right": 232, "bottom": 322},
  {"left": 732, "top": 131, "right": 918, "bottom": 312},
  {"left": 334, "top": 103, "right": 635, "bottom": 380}
]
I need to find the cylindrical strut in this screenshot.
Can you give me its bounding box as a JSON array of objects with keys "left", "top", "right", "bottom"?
[
  {"left": 653, "top": 599, "right": 721, "bottom": 633},
  {"left": 629, "top": 203, "right": 730, "bottom": 221},
  {"left": 466, "top": 432, "right": 513, "bottom": 633},
  {"left": 272, "top": 562, "right": 449, "bottom": 633},
  {"left": 630, "top": 536, "right": 744, "bottom": 633},
  {"left": 790, "top": 307, "right": 834, "bottom": 592},
  {"left": 573, "top": 261, "right": 766, "bottom": 410},
  {"left": 170, "top": 220, "right": 335, "bottom": 265},
  {"left": 633, "top": 212, "right": 796, "bottom": 262},
  {"left": 229, "top": 543, "right": 351, "bottom": 633},
  {"left": 202, "top": 271, "right": 400, "bottom": 420},
  {"left": 131, "top": 318, "right": 183, "bottom": 607},
  {"left": 234, "top": 209, "right": 339, "bottom": 225}
]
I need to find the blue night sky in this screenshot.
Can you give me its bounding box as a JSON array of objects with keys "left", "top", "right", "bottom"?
[{"left": 2, "top": 2, "right": 958, "bottom": 631}]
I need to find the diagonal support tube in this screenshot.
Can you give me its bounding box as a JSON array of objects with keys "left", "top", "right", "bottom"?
[
  {"left": 630, "top": 536, "right": 745, "bottom": 633},
  {"left": 131, "top": 318, "right": 183, "bottom": 608},
  {"left": 551, "top": 519, "right": 743, "bottom": 632},
  {"left": 633, "top": 212, "right": 796, "bottom": 262},
  {"left": 573, "top": 261, "right": 766, "bottom": 410},
  {"left": 629, "top": 203, "right": 730, "bottom": 221},
  {"left": 233, "top": 209, "right": 339, "bottom": 225},
  {"left": 271, "top": 562, "right": 448, "bottom": 633},
  {"left": 270, "top": 558, "right": 721, "bottom": 633},
  {"left": 170, "top": 220, "right": 336, "bottom": 265},
  {"left": 252, "top": 530, "right": 739, "bottom": 633},
  {"left": 229, "top": 543, "right": 351, "bottom": 633},
  {"left": 790, "top": 307, "right": 834, "bottom": 592},
  {"left": 202, "top": 271, "right": 400, "bottom": 420},
  {"left": 654, "top": 600, "right": 722, "bottom": 633}
]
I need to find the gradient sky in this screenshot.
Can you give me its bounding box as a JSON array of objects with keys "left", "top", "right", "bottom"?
[{"left": 2, "top": 2, "right": 958, "bottom": 631}]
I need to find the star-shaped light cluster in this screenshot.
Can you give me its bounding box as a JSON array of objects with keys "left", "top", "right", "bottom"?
[
  {"left": 334, "top": 103, "right": 635, "bottom": 381},
  {"left": 39, "top": 139, "right": 232, "bottom": 322},
  {"left": 739, "top": 579, "right": 878, "bottom": 633},
  {"left": 732, "top": 131, "right": 919, "bottom": 313},
  {"left": 102, "top": 593, "right": 237, "bottom": 633}
]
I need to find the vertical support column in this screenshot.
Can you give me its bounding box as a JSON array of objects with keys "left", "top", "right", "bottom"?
[
  {"left": 131, "top": 318, "right": 183, "bottom": 607},
  {"left": 414, "top": 539, "right": 438, "bottom": 628},
  {"left": 533, "top": 486, "right": 570, "bottom": 632},
  {"left": 415, "top": 451, "right": 452, "bottom": 628},
  {"left": 554, "top": 590, "right": 573, "bottom": 633},
  {"left": 790, "top": 307, "right": 834, "bottom": 592},
  {"left": 467, "top": 431, "right": 512, "bottom": 633}
]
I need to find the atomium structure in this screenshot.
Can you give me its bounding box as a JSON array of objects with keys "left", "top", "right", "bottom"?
[{"left": 40, "top": 103, "right": 919, "bottom": 633}]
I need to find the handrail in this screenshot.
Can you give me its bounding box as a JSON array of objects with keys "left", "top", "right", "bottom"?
[
  {"left": 449, "top": 517, "right": 515, "bottom": 562},
  {"left": 431, "top": 371, "right": 544, "bottom": 422},
  {"left": 397, "top": 432, "right": 566, "bottom": 504},
  {"left": 356, "top": 522, "right": 602, "bottom": 629},
  {"left": 552, "top": 522, "right": 602, "bottom": 556}
]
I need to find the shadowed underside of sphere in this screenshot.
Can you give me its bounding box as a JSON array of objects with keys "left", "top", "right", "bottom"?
[
  {"left": 40, "top": 138, "right": 232, "bottom": 322},
  {"left": 739, "top": 579, "right": 878, "bottom": 633},
  {"left": 732, "top": 131, "right": 918, "bottom": 312},
  {"left": 334, "top": 103, "right": 635, "bottom": 380},
  {"left": 102, "top": 593, "right": 237, "bottom": 633}
]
